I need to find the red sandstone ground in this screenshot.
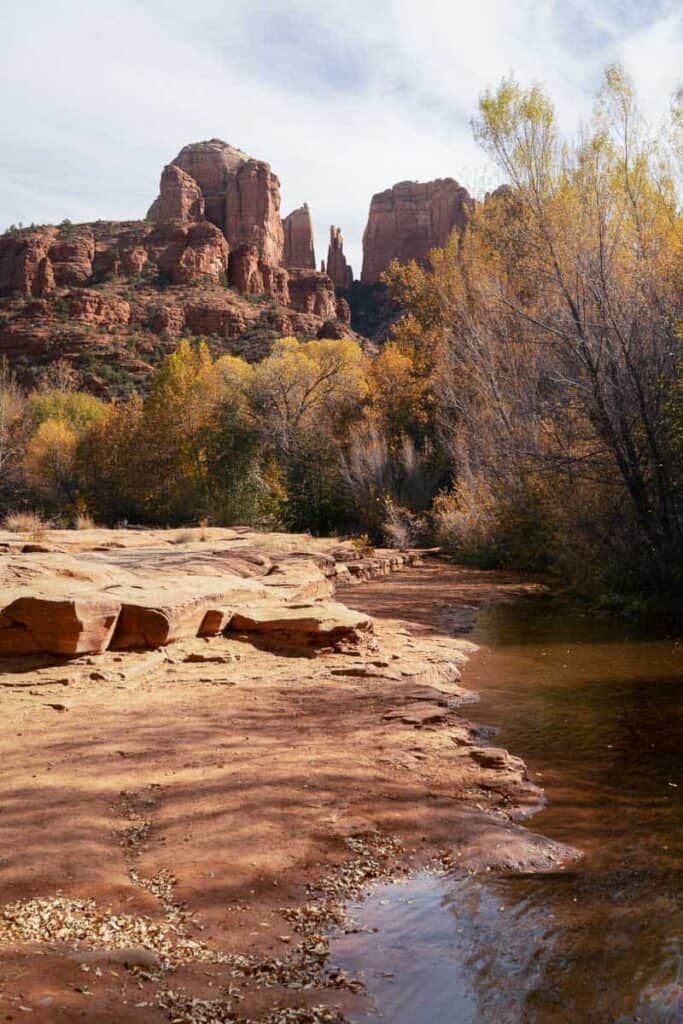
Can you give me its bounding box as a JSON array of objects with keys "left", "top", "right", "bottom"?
[{"left": 0, "top": 547, "right": 574, "bottom": 1024}]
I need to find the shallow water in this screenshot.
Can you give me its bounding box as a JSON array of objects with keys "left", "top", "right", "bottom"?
[{"left": 331, "top": 600, "right": 683, "bottom": 1023}]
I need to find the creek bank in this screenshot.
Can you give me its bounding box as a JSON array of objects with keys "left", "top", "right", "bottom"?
[{"left": 0, "top": 534, "right": 573, "bottom": 1023}]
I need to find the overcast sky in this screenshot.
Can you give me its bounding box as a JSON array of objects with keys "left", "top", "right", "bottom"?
[{"left": 1, "top": 0, "right": 682, "bottom": 272}]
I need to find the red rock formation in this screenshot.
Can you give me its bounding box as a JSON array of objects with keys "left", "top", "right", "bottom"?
[
  {"left": 151, "top": 140, "right": 284, "bottom": 266},
  {"left": 0, "top": 230, "right": 56, "bottom": 298},
  {"left": 336, "top": 296, "right": 351, "bottom": 324},
  {"left": 48, "top": 227, "right": 95, "bottom": 286},
  {"left": 170, "top": 222, "right": 229, "bottom": 286},
  {"left": 326, "top": 226, "right": 353, "bottom": 289},
  {"left": 229, "top": 243, "right": 289, "bottom": 305},
  {"left": 287, "top": 270, "right": 337, "bottom": 319},
  {"left": 148, "top": 164, "right": 205, "bottom": 223},
  {"left": 360, "top": 178, "right": 473, "bottom": 284},
  {"left": 149, "top": 305, "right": 186, "bottom": 336},
  {"left": 92, "top": 222, "right": 153, "bottom": 279},
  {"left": 317, "top": 319, "right": 347, "bottom": 340},
  {"left": 224, "top": 158, "right": 284, "bottom": 265},
  {"left": 184, "top": 303, "right": 246, "bottom": 338},
  {"left": 166, "top": 139, "right": 248, "bottom": 229},
  {"left": 0, "top": 224, "right": 96, "bottom": 296},
  {"left": 147, "top": 220, "right": 228, "bottom": 286},
  {"left": 283, "top": 204, "right": 316, "bottom": 269},
  {"left": 65, "top": 289, "right": 131, "bottom": 327}
]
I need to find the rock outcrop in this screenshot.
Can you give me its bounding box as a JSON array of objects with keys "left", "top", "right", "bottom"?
[
  {"left": 0, "top": 224, "right": 95, "bottom": 297},
  {"left": 283, "top": 204, "right": 316, "bottom": 269},
  {"left": 147, "top": 164, "right": 205, "bottom": 223},
  {"left": 0, "top": 528, "right": 423, "bottom": 657},
  {"left": 361, "top": 178, "right": 473, "bottom": 284},
  {"left": 288, "top": 269, "right": 337, "bottom": 319},
  {"left": 229, "top": 243, "right": 290, "bottom": 304},
  {"left": 65, "top": 289, "right": 131, "bottom": 327},
  {"left": 157, "top": 139, "right": 248, "bottom": 231},
  {"left": 0, "top": 136, "right": 391, "bottom": 390},
  {"left": 151, "top": 139, "right": 285, "bottom": 268},
  {"left": 325, "top": 226, "right": 353, "bottom": 289},
  {"left": 0, "top": 230, "right": 55, "bottom": 298}
]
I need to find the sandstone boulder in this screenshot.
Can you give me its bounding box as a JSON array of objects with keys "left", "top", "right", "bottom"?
[{"left": 446, "top": 813, "right": 582, "bottom": 874}]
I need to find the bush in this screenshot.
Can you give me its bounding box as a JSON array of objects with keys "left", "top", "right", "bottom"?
[
  {"left": 74, "top": 513, "right": 95, "bottom": 530},
  {"left": 3, "top": 510, "right": 49, "bottom": 540},
  {"left": 431, "top": 480, "right": 500, "bottom": 567}
]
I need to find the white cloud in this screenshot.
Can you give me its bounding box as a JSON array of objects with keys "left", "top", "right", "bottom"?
[{"left": 0, "top": 0, "right": 681, "bottom": 272}]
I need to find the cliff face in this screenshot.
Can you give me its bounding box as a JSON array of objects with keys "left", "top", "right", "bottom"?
[
  {"left": 0, "top": 141, "right": 490, "bottom": 392},
  {"left": 149, "top": 139, "right": 286, "bottom": 277},
  {"left": 325, "top": 226, "right": 353, "bottom": 290},
  {"left": 282, "top": 204, "right": 316, "bottom": 269},
  {"left": 157, "top": 139, "right": 248, "bottom": 233},
  {"left": 147, "top": 164, "right": 205, "bottom": 223},
  {"left": 360, "top": 178, "right": 473, "bottom": 284}
]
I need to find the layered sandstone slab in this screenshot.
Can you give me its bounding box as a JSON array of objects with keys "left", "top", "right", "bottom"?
[
  {"left": 108, "top": 576, "right": 269, "bottom": 651},
  {"left": 360, "top": 178, "right": 473, "bottom": 284},
  {"left": 283, "top": 204, "right": 316, "bottom": 269},
  {"left": 230, "top": 601, "right": 372, "bottom": 653},
  {"left": 0, "top": 594, "right": 121, "bottom": 656},
  {"left": 0, "top": 532, "right": 426, "bottom": 657}
]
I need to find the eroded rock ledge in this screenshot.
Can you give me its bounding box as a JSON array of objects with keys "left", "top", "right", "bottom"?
[{"left": 0, "top": 527, "right": 422, "bottom": 658}]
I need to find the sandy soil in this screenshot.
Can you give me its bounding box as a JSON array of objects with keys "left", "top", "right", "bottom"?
[{"left": 0, "top": 557, "right": 564, "bottom": 1023}]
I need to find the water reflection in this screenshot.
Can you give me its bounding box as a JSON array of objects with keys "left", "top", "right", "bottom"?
[{"left": 330, "top": 601, "right": 683, "bottom": 1023}]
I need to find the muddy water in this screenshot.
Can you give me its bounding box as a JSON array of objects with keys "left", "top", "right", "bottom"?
[{"left": 331, "top": 600, "right": 683, "bottom": 1023}]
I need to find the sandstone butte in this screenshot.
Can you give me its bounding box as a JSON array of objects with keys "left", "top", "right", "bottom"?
[
  {"left": 0, "top": 139, "right": 349, "bottom": 392},
  {"left": 0, "top": 140, "right": 477, "bottom": 393},
  {"left": 360, "top": 177, "right": 474, "bottom": 284}
]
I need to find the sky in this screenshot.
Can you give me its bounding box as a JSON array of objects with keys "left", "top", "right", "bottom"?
[{"left": 1, "top": 0, "right": 682, "bottom": 273}]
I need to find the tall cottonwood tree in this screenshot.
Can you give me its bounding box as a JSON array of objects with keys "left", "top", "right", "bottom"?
[{"left": 386, "top": 67, "right": 683, "bottom": 594}]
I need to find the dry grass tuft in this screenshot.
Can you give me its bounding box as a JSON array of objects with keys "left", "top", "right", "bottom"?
[
  {"left": 74, "top": 513, "right": 95, "bottom": 530},
  {"left": 3, "top": 511, "right": 49, "bottom": 540}
]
